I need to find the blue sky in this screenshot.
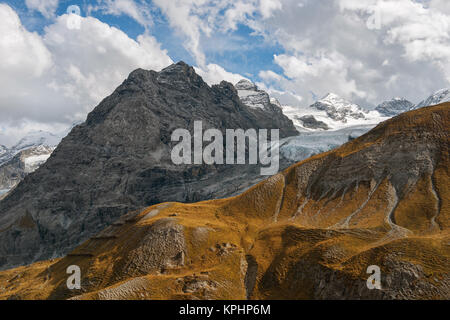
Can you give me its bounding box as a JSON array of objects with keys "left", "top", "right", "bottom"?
[{"left": 5, "top": 0, "right": 284, "bottom": 83}]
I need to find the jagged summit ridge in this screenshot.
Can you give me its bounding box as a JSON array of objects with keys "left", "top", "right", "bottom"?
[{"left": 0, "top": 61, "right": 297, "bottom": 271}]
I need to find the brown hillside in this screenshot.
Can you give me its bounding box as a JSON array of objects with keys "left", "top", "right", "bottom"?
[{"left": 0, "top": 104, "right": 449, "bottom": 300}]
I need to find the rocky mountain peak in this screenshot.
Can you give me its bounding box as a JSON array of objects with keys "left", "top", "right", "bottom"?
[
  {"left": 310, "top": 93, "right": 366, "bottom": 122},
  {"left": 234, "top": 79, "right": 273, "bottom": 110},
  {"left": 0, "top": 62, "right": 297, "bottom": 270},
  {"left": 235, "top": 79, "right": 257, "bottom": 91},
  {"left": 0, "top": 145, "right": 55, "bottom": 193},
  {"left": 158, "top": 61, "right": 199, "bottom": 80},
  {"left": 318, "top": 93, "right": 361, "bottom": 110}
]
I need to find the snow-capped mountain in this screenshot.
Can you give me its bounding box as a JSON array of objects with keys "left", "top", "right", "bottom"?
[
  {"left": 415, "top": 88, "right": 450, "bottom": 109},
  {"left": 269, "top": 97, "right": 282, "bottom": 108},
  {"left": 235, "top": 85, "right": 386, "bottom": 132},
  {"left": 0, "top": 130, "right": 67, "bottom": 197},
  {"left": 0, "top": 131, "right": 57, "bottom": 167},
  {"left": 375, "top": 98, "right": 414, "bottom": 117},
  {"left": 235, "top": 79, "right": 273, "bottom": 109},
  {"left": 281, "top": 93, "right": 387, "bottom": 132},
  {"left": 0, "top": 123, "right": 79, "bottom": 167},
  {"left": 0, "top": 145, "right": 55, "bottom": 194},
  {"left": 310, "top": 93, "right": 366, "bottom": 122},
  {"left": 10, "top": 130, "right": 61, "bottom": 154},
  {"left": 235, "top": 82, "right": 448, "bottom": 139}
]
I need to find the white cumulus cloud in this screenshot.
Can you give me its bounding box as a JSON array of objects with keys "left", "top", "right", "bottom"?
[
  {"left": 0, "top": 4, "right": 172, "bottom": 145},
  {"left": 195, "top": 63, "right": 248, "bottom": 85},
  {"left": 254, "top": 0, "right": 450, "bottom": 106}
]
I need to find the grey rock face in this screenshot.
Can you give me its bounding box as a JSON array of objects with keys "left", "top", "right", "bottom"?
[
  {"left": 375, "top": 98, "right": 414, "bottom": 117},
  {"left": 0, "top": 61, "right": 297, "bottom": 270},
  {"left": 235, "top": 79, "right": 273, "bottom": 110},
  {"left": 0, "top": 131, "right": 61, "bottom": 166},
  {"left": 295, "top": 115, "right": 329, "bottom": 130}
]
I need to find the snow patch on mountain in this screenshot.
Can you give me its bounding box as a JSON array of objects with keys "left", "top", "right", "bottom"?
[
  {"left": 282, "top": 102, "right": 386, "bottom": 132},
  {"left": 0, "top": 145, "right": 56, "bottom": 194},
  {"left": 22, "top": 146, "right": 54, "bottom": 173},
  {"left": 310, "top": 93, "right": 367, "bottom": 122},
  {"left": 0, "top": 123, "right": 78, "bottom": 167},
  {"left": 0, "top": 126, "right": 75, "bottom": 194},
  {"left": 235, "top": 79, "right": 273, "bottom": 110},
  {"left": 415, "top": 88, "right": 450, "bottom": 109}
]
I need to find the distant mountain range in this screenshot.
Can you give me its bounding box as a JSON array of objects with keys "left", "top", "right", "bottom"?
[
  {"left": 280, "top": 88, "right": 450, "bottom": 132},
  {"left": 0, "top": 130, "right": 60, "bottom": 165},
  {"left": 0, "top": 128, "right": 76, "bottom": 196},
  {"left": 416, "top": 88, "right": 450, "bottom": 109},
  {"left": 1, "top": 79, "right": 448, "bottom": 200},
  {"left": 0, "top": 145, "right": 55, "bottom": 195},
  {"left": 375, "top": 98, "right": 414, "bottom": 117}
]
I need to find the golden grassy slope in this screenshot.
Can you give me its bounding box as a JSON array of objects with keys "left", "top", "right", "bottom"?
[{"left": 0, "top": 104, "right": 449, "bottom": 300}]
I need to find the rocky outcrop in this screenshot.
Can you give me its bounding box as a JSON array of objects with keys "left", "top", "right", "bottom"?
[
  {"left": 0, "top": 61, "right": 297, "bottom": 270},
  {"left": 295, "top": 115, "right": 329, "bottom": 130}
]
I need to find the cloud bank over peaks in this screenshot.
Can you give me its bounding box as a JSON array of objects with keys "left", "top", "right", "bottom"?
[{"left": 253, "top": 0, "right": 450, "bottom": 107}]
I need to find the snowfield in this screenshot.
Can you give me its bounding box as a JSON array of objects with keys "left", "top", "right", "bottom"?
[{"left": 24, "top": 153, "right": 52, "bottom": 173}]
